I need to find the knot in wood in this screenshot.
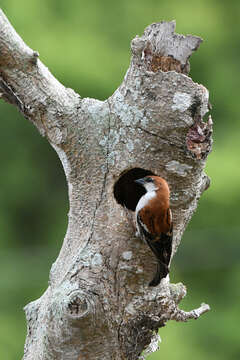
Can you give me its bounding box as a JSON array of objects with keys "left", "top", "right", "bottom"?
[{"left": 66, "top": 291, "right": 92, "bottom": 319}]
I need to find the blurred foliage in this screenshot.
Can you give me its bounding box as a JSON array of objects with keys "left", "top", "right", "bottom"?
[{"left": 0, "top": 0, "right": 239, "bottom": 359}]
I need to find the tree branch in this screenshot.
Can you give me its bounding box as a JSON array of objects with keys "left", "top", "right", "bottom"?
[
  {"left": 0, "top": 9, "right": 80, "bottom": 140},
  {"left": 0, "top": 10, "right": 212, "bottom": 360}
]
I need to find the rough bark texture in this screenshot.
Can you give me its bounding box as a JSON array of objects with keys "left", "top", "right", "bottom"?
[{"left": 0, "top": 11, "right": 211, "bottom": 360}]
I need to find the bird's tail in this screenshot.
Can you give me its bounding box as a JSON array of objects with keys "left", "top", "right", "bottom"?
[
  {"left": 147, "top": 233, "right": 172, "bottom": 287},
  {"left": 149, "top": 261, "right": 169, "bottom": 287}
]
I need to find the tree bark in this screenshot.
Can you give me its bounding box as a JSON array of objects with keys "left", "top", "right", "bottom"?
[{"left": 0, "top": 10, "right": 211, "bottom": 360}]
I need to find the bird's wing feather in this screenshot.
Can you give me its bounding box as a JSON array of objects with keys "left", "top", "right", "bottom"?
[{"left": 137, "top": 212, "right": 173, "bottom": 286}]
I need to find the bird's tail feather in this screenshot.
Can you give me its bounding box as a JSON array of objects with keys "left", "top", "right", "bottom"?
[
  {"left": 147, "top": 233, "right": 172, "bottom": 287},
  {"left": 149, "top": 261, "right": 169, "bottom": 286}
]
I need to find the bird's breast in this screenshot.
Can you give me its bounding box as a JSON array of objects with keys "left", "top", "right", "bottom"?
[{"left": 135, "top": 191, "right": 156, "bottom": 213}]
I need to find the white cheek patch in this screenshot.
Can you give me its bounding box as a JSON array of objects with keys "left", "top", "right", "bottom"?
[{"left": 145, "top": 182, "right": 157, "bottom": 192}]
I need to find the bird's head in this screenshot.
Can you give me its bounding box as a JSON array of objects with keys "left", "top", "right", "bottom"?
[
  {"left": 135, "top": 175, "right": 169, "bottom": 193},
  {"left": 135, "top": 175, "right": 157, "bottom": 192}
]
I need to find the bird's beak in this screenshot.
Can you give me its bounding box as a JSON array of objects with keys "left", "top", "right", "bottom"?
[{"left": 135, "top": 178, "right": 145, "bottom": 186}]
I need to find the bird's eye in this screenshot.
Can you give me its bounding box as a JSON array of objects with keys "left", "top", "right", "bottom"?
[{"left": 145, "top": 177, "right": 153, "bottom": 183}]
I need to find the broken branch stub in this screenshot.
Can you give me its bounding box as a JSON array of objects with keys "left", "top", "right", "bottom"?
[
  {"left": 131, "top": 20, "right": 202, "bottom": 74},
  {"left": 0, "top": 10, "right": 211, "bottom": 360}
]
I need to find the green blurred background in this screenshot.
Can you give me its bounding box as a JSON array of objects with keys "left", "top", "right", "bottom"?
[{"left": 0, "top": 0, "right": 239, "bottom": 359}]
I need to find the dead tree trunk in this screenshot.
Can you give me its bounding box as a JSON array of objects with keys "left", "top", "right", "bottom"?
[{"left": 0, "top": 10, "right": 212, "bottom": 360}]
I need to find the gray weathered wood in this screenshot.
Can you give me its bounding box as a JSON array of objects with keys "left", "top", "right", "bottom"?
[{"left": 0, "top": 10, "right": 211, "bottom": 360}]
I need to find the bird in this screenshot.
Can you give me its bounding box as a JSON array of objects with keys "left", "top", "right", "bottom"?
[{"left": 134, "top": 175, "right": 173, "bottom": 287}]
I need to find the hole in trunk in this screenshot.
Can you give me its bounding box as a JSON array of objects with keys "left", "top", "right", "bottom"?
[{"left": 113, "top": 168, "right": 155, "bottom": 211}]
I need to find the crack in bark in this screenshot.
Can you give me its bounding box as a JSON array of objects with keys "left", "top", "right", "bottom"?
[
  {"left": 118, "top": 317, "right": 125, "bottom": 356},
  {"left": 106, "top": 98, "right": 126, "bottom": 355},
  {"left": 137, "top": 126, "right": 186, "bottom": 152},
  {"left": 0, "top": 75, "right": 26, "bottom": 113},
  {"left": 83, "top": 105, "right": 111, "bottom": 250}
]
